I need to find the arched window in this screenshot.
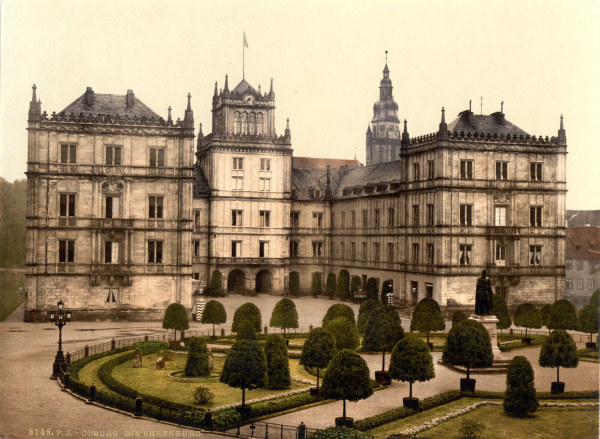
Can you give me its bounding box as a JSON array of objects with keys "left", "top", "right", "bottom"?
[
  {"left": 249, "top": 112, "right": 256, "bottom": 135},
  {"left": 234, "top": 112, "right": 241, "bottom": 135},
  {"left": 256, "top": 113, "right": 263, "bottom": 136},
  {"left": 241, "top": 112, "right": 248, "bottom": 135}
]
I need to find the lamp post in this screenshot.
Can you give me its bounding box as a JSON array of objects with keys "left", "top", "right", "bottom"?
[{"left": 49, "top": 300, "right": 72, "bottom": 379}]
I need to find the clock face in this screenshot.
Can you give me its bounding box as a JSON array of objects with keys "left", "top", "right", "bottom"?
[{"left": 243, "top": 94, "right": 255, "bottom": 105}]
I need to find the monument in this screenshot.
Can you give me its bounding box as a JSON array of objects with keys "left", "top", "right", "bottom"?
[{"left": 472, "top": 270, "right": 501, "bottom": 358}]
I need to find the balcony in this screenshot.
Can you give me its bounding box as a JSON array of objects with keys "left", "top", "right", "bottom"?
[
  {"left": 486, "top": 226, "right": 519, "bottom": 237},
  {"left": 215, "top": 257, "right": 287, "bottom": 266},
  {"left": 58, "top": 218, "right": 77, "bottom": 227},
  {"left": 91, "top": 218, "right": 134, "bottom": 229}
]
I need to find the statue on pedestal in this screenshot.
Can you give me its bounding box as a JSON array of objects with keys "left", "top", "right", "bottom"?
[{"left": 475, "top": 270, "right": 493, "bottom": 315}]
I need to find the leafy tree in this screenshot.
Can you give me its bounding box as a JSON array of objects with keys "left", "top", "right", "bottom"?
[
  {"left": 336, "top": 269, "right": 350, "bottom": 300},
  {"left": 491, "top": 294, "right": 512, "bottom": 331},
  {"left": 540, "top": 304, "right": 553, "bottom": 328},
  {"left": 589, "top": 289, "right": 599, "bottom": 307},
  {"left": 388, "top": 335, "right": 435, "bottom": 400},
  {"left": 362, "top": 307, "right": 404, "bottom": 371},
  {"left": 193, "top": 386, "right": 215, "bottom": 405},
  {"left": 210, "top": 270, "right": 224, "bottom": 296},
  {"left": 442, "top": 319, "right": 493, "bottom": 380},
  {"left": 270, "top": 298, "right": 299, "bottom": 337},
  {"left": 184, "top": 337, "right": 210, "bottom": 377},
  {"left": 539, "top": 330, "right": 578, "bottom": 384},
  {"left": 514, "top": 303, "right": 542, "bottom": 337},
  {"left": 325, "top": 317, "right": 359, "bottom": 350},
  {"left": 503, "top": 355, "right": 538, "bottom": 417},
  {"left": 220, "top": 340, "right": 267, "bottom": 410},
  {"left": 452, "top": 311, "right": 468, "bottom": 327},
  {"left": 265, "top": 334, "right": 291, "bottom": 389},
  {"left": 366, "top": 277, "right": 379, "bottom": 301},
  {"left": 321, "top": 350, "right": 374, "bottom": 420},
  {"left": 0, "top": 178, "right": 26, "bottom": 268},
  {"left": 236, "top": 319, "right": 257, "bottom": 341},
  {"left": 322, "top": 303, "right": 356, "bottom": 326},
  {"left": 300, "top": 328, "right": 337, "bottom": 390},
  {"left": 578, "top": 304, "right": 600, "bottom": 342},
  {"left": 162, "top": 303, "right": 189, "bottom": 340},
  {"left": 357, "top": 300, "right": 383, "bottom": 333},
  {"left": 326, "top": 273, "right": 336, "bottom": 298},
  {"left": 289, "top": 271, "right": 300, "bottom": 296},
  {"left": 410, "top": 298, "right": 445, "bottom": 345},
  {"left": 311, "top": 273, "right": 322, "bottom": 297},
  {"left": 547, "top": 299, "right": 578, "bottom": 330},
  {"left": 232, "top": 302, "right": 262, "bottom": 333},
  {"left": 350, "top": 276, "right": 362, "bottom": 299},
  {"left": 201, "top": 300, "right": 227, "bottom": 337}
]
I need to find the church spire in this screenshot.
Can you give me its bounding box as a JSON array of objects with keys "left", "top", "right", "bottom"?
[
  {"left": 223, "top": 75, "right": 229, "bottom": 94},
  {"left": 269, "top": 78, "right": 275, "bottom": 99},
  {"left": 401, "top": 119, "right": 410, "bottom": 146}
]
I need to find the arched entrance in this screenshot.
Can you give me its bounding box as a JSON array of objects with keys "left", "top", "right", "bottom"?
[
  {"left": 228, "top": 269, "right": 246, "bottom": 294},
  {"left": 255, "top": 270, "right": 273, "bottom": 294}
]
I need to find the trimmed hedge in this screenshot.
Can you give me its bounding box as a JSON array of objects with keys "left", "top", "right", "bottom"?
[{"left": 66, "top": 346, "right": 132, "bottom": 380}]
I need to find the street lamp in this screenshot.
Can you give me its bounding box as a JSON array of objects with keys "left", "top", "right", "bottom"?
[{"left": 49, "top": 300, "right": 72, "bottom": 379}]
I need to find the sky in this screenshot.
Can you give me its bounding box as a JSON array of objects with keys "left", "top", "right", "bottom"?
[{"left": 1, "top": 0, "right": 599, "bottom": 209}]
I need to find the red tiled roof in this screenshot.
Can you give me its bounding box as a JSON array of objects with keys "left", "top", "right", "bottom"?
[
  {"left": 566, "top": 227, "right": 600, "bottom": 260},
  {"left": 292, "top": 157, "right": 361, "bottom": 170}
]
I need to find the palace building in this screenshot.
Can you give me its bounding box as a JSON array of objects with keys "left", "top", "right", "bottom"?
[{"left": 24, "top": 61, "right": 567, "bottom": 321}]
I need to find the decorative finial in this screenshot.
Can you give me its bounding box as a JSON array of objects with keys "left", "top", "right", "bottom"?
[
  {"left": 441, "top": 107, "right": 446, "bottom": 124},
  {"left": 187, "top": 93, "right": 191, "bottom": 110},
  {"left": 560, "top": 114, "right": 564, "bottom": 129},
  {"left": 224, "top": 74, "right": 229, "bottom": 92},
  {"left": 269, "top": 78, "right": 274, "bottom": 97},
  {"left": 469, "top": 100, "right": 472, "bottom": 112},
  {"left": 501, "top": 101, "right": 504, "bottom": 114},
  {"left": 480, "top": 96, "right": 483, "bottom": 115},
  {"left": 32, "top": 84, "right": 37, "bottom": 101},
  {"left": 199, "top": 122, "right": 203, "bottom": 135},
  {"left": 385, "top": 50, "right": 388, "bottom": 63},
  {"left": 213, "top": 81, "right": 218, "bottom": 97},
  {"left": 167, "top": 106, "right": 172, "bottom": 122},
  {"left": 286, "top": 118, "right": 290, "bottom": 130}
]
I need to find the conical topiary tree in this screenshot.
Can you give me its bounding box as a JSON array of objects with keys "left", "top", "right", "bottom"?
[
  {"left": 322, "top": 303, "right": 356, "bottom": 327},
  {"left": 514, "top": 303, "right": 542, "bottom": 337},
  {"left": 162, "top": 303, "right": 189, "bottom": 341},
  {"left": 210, "top": 270, "right": 224, "bottom": 296},
  {"left": 326, "top": 273, "right": 336, "bottom": 299},
  {"left": 388, "top": 335, "right": 435, "bottom": 408},
  {"left": 491, "top": 294, "right": 512, "bottom": 332},
  {"left": 350, "top": 275, "right": 362, "bottom": 300},
  {"left": 410, "top": 298, "right": 445, "bottom": 345},
  {"left": 300, "top": 327, "right": 337, "bottom": 392},
  {"left": 220, "top": 340, "right": 267, "bottom": 411},
  {"left": 201, "top": 300, "right": 227, "bottom": 337},
  {"left": 540, "top": 304, "right": 553, "bottom": 331},
  {"left": 311, "top": 273, "right": 322, "bottom": 297},
  {"left": 289, "top": 271, "right": 300, "bottom": 296},
  {"left": 232, "top": 302, "right": 262, "bottom": 333},
  {"left": 539, "top": 329, "right": 579, "bottom": 393},
  {"left": 578, "top": 304, "right": 599, "bottom": 344},
  {"left": 321, "top": 350, "right": 374, "bottom": 424},
  {"left": 357, "top": 300, "right": 383, "bottom": 333},
  {"left": 362, "top": 307, "right": 404, "bottom": 375},
  {"left": 265, "top": 334, "right": 291, "bottom": 389},
  {"left": 503, "top": 355, "right": 538, "bottom": 417},
  {"left": 184, "top": 337, "right": 210, "bottom": 377},
  {"left": 547, "top": 299, "right": 578, "bottom": 330},
  {"left": 270, "top": 298, "right": 299, "bottom": 337},
  {"left": 325, "top": 317, "right": 359, "bottom": 351},
  {"left": 366, "top": 277, "right": 378, "bottom": 301},
  {"left": 590, "top": 289, "right": 600, "bottom": 307},
  {"left": 452, "top": 311, "right": 468, "bottom": 327},
  {"left": 236, "top": 319, "right": 257, "bottom": 341},
  {"left": 336, "top": 269, "right": 350, "bottom": 300},
  {"left": 442, "top": 319, "right": 493, "bottom": 391}
]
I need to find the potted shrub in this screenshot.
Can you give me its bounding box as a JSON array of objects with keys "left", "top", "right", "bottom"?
[
  {"left": 410, "top": 298, "right": 445, "bottom": 350},
  {"left": 300, "top": 327, "right": 337, "bottom": 396},
  {"left": 578, "top": 304, "right": 599, "bottom": 349},
  {"left": 539, "top": 329, "right": 579, "bottom": 394},
  {"left": 513, "top": 303, "right": 541, "bottom": 345}
]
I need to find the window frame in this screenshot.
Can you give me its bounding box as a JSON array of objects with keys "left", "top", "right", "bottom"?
[
  {"left": 58, "top": 239, "right": 75, "bottom": 263},
  {"left": 147, "top": 240, "right": 163, "bottom": 264}
]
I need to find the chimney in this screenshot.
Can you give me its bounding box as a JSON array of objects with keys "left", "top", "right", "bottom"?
[
  {"left": 85, "top": 87, "right": 94, "bottom": 106},
  {"left": 126, "top": 89, "right": 135, "bottom": 108}
]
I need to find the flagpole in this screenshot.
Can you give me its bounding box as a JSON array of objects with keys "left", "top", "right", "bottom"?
[{"left": 243, "top": 36, "right": 245, "bottom": 80}]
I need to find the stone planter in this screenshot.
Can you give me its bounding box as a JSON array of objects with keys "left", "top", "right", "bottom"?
[
  {"left": 335, "top": 417, "right": 354, "bottom": 428},
  {"left": 585, "top": 342, "right": 597, "bottom": 350},
  {"left": 309, "top": 387, "right": 319, "bottom": 396},
  {"left": 522, "top": 337, "right": 532, "bottom": 345},
  {"left": 551, "top": 381, "right": 565, "bottom": 394},
  {"left": 403, "top": 397, "right": 419, "bottom": 410},
  {"left": 460, "top": 378, "right": 476, "bottom": 393},
  {"left": 375, "top": 371, "right": 392, "bottom": 385}
]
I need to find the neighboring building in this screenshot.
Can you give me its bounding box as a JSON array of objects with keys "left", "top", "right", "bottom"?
[
  {"left": 567, "top": 210, "right": 600, "bottom": 227},
  {"left": 24, "top": 60, "right": 568, "bottom": 320},
  {"left": 565, "top": 227, "right": 600, "bottom": 309}
]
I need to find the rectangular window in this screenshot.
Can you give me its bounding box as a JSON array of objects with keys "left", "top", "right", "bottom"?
[
  {"left": 193, "top": 240, "right": 200, "bottom": 257},
  {"left": 530, "top": 162, "right": 543, "bottom": 181},
  {"left": 566, "top": 279, "right": 572, "bottom": 291},
  {"left": 427, "top": 204, "right": 434, "bottom": 226},
  {"left": 351, "top": 242, "right": 356, "bottom": 260},
  {"left": 105, "top": 241, "right": 120, "bottom": 264},
  {"left": 290, "top": 241, "right": 299, "bottom": 257},
  {"left": 232, "top": 176, "right": 243, "bottom": 191},
  {"left": 362, "top": 242, "right": 367, "bottom": 261},
  {"left": 231, "top": 241, "right": 241, "bottom": 258},
  {"left": 58, "top": 240, "right": 75, "bottom": 263},
  {"left": 460, "top": 160, "right": 473, "bottom": 179},
  {"left": 59, "top": 194, "right": 76, "bottom": 217},
  {"left": 565, "top": 259, "right": 572, "bottom": 270},
  {"left": 104, "top": 288, "right": 118, "bottom": 303},
  {"left": 232, "top": 210, "right": 243, "bottom": 226},
  {"left": 495, "top": 161, "right": 508, "bottom": 180},
  {"left": 460, "top": 204, "right": 473, "bottom": 226},
  {"left": 105, "top": 145, "right": 122, "bottom": 165},
  {"left": 529, "top": 245, "right": 542, "bottom": 266},
  {"left": 427, "top": 161, "right": 434, "bottom": 180},
  {"left": 259, "top": 241, "right": 269, "bottom": 258},
  {"left": 495, "top": 244, "right": 506, "bottom": 266},
  {"left": 412, "top": 243, "right": 419, "bottom": 264},
  {"left": 387, "top": 242, "right": 394, "bottom": 262},
  {"left": 312, "top": 242, "right": 324, "bottom": 257},
  {"left": 259, "top": 177, "right": 271, "bottom": 191},
  {"left": 194, "top": 210, "right": 201, "bottom": 230},
  {"left": 259, "top": 211, "right": 270, "bottom": 227},
  {"left": 351, "top": 211, "right": 356, "bottom": 227},
  {"left": 459, "top": 244, "right": 472, "bottom": 266},
  {"left": 578, "top": 260, "right": 584, "bottom": 270},
  {"left": 260, "top": 158, "right": 271, "bottom": 171},
  {"left": 60, "top": 144, "right": 77, "bottom": 164},
  {"left": 426, "top": 243, "right": 434, "bottom": 265},
  {"left": 291, "top": 211, "right": 300, "bottom": 228},
  {"left": 388, "top": 208, "right": 394, "bottom": 227},
  {"left": 413, "top": 163, "right": 420, "bottom": 181},
  {"left": 412, "top": 205, "right": 419, "bottom": 226},
  {"left": 147, "top": 240, "right": 163, "bottom": 263},
  {"left": 374, "top": 209, "right": 380, "bottom": 227},
  {"left": 362, "top": 210, "right": 368, "bottom": 227},
  {"left": 312, "top": 212, "right": 323, "bottom": 229},
  {"left": 494, "top": 206, "right": 507, "bottom": 226},
  {"left": 577, "top": 279, "right": 584, "bottom": 290},
  {"left": 341, "top": 211, "right": 346, "bottom": 227},
  {"left": 530, "top": 206, "right": 542, "bottom": 227},
  {"left": 233, "top": 157, "right": 244, "bottom": 170},
  {"left": 105, "top": 196, "right": 119, "bottom": 219},
  {"left": 148, "top": 196, "right": 164, "bottom": 219},
  {"left": 589, "top": 280, "right": 596, "bottom": 290},
  {"left": 149, "top": 148, "right": 165, "bottom": 167},
  {"left": 373, "top": 242, "right": 380, "bottom": 261}
]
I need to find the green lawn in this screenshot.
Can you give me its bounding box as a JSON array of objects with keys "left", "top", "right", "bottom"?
[
  {"left": 418, "top": 405, "right": 599, "bottom": 439},
  {"left": 578, "top": 348, "right": 599, "bottom": 362},
  {"left": 0, "top": 272, "right": 25, "bottom": 321},
  {"left": 78, "top": 351, "right": 131, "bottom": 394}
]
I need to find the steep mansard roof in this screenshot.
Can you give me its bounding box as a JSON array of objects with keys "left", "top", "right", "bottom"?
[
  {"left": 448, "top": 110, "right": 529, "bottom": 137},
  {"left": 60, "top": 89, "right": 162, "bottom": 119},
  {"left": 291, "top": 168, "right": 329, "bottom": 200}
]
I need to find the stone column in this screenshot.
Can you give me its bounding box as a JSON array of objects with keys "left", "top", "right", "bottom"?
[{"left": 470, "top": 314, "right": 502, "bottom": 359}]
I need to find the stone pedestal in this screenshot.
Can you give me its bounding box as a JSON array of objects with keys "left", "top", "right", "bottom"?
[{"left": 470, "top": 315, "right": 501, "bottom": 359}]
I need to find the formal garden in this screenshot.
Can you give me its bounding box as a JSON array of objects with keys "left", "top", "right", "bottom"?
[{"left": 60, "top": 287, "right": 600, "bottom": 438}]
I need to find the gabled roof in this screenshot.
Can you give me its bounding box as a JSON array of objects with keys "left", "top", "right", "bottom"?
[
  {"left": 293, "top": 157, "right": 361, "bottom": 170},
  {"left": 448, "top": 111, "right": 529, "bottom": 137},
  {"left": 231, "top": 79, "right": 258, "bottom": 95},
  {"left": 61, "top": 90, "right": 161, "bottom": 119},
  {"left": 567, "top": 210, "right": 600, "bottom": 227},
  {"left": 566, "top": 227, "right": 600, "bottom": 260}
]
